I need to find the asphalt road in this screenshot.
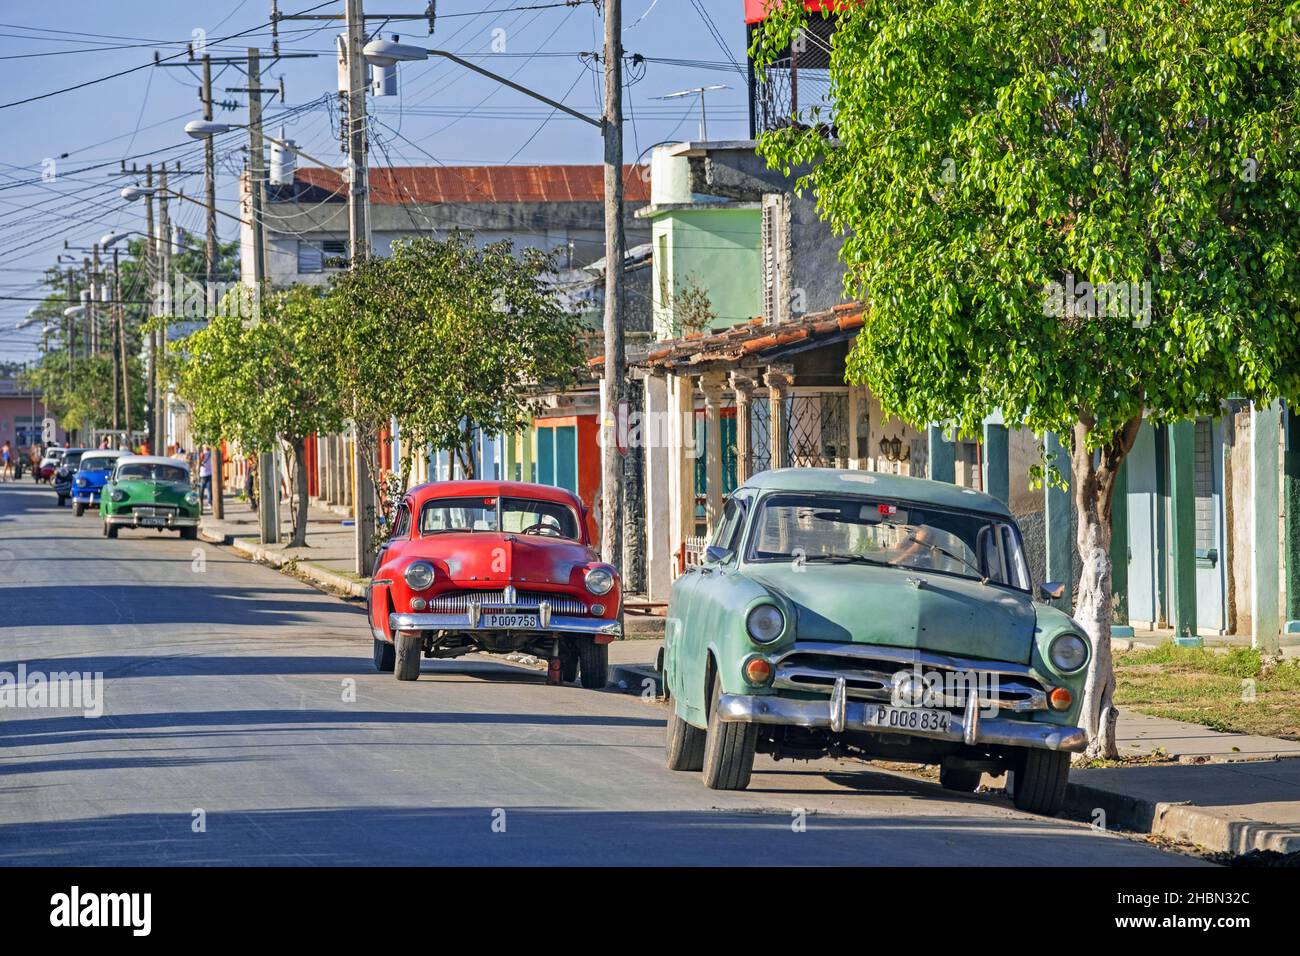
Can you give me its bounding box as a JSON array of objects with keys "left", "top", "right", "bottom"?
[{"left": 0, "top": 480, "right": 1201, "bottom": 866}]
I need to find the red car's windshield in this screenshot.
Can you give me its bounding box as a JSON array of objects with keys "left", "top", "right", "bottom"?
[{"left": 418, "top": 495, "right": 580, "bottom": 540}]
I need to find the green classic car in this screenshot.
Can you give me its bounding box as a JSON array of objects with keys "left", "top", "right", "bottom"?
[
  {"left": 662, "top": 468, "right": 1091, "bottom": 816},
  {"left": 100, "top": 455, "right": 202, "bottom": 540}
]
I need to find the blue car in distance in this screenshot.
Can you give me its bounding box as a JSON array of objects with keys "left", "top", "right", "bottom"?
[{"left": 71, "top": 450, "right": 124, "bottom": 517}]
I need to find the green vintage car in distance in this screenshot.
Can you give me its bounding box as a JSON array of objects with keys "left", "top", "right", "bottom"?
[
  {"left": 662, "top": 468, "right": 1091, "bottom": 816},
  {"left": 100, "top": 455, "right": 202, "bottom": 540}
]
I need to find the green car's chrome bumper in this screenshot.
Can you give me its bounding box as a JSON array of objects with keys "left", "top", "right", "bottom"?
[
  {"left": 104, "top": 513, "right": 199, "bottom": 528},
  {"left": 718, "top": 679, "right": 1087, "bottom": 753}
]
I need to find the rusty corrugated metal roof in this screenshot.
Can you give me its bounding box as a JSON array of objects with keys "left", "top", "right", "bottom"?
[
  {"left": 641, "top": 303, "right": 866, "bottom": 370},
  {"left": 291, "top": 164, "right": 650, "bottom": 204}
]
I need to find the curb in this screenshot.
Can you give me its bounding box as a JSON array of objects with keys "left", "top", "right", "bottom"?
[
  {"left": 199, "top": 523, "right": 367, "bottom": 598},
  {"left": 1064, "top": 776, "right": 1300, "bottom": 856},
  {"left": 610, "top": 662, "right": 661, "bottom": 697}
]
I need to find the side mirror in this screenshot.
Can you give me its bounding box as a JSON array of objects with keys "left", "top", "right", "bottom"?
[
  {"left": 1038, "top": 581, "right": 1066, "bottom": 602},
  {"left": 704, "top": 545, "right": 733, "bottom": 565}
]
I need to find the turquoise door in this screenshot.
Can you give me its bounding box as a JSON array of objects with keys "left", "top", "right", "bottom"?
[{"left": 534, "top": 425, "right": 578, "bottom": 495}]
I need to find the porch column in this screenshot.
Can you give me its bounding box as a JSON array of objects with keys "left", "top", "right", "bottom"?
[
  {"left": 1252, "top": 401, "right": 1281, "bottom": 652},
  {"left": 1044, "top": 431, "right": 1073, "bottom": 609},
  {"left": 928, "top": 425, "right": 955, "bottom": 483},
  {"left": 644, "top": 374, "right": 673, "bottom": 601},
  {"left": 1169, "top": 420, "right": 1199, "bottom": 642},
  {"left": 700, "top": 371, "right": 728, "bottom": 538},
  {"left": 765, "top": 365, "right": 794, "bottom": 470},
  {"left": 730, "top": 370, "right": 755, "bottom": 484},
  {"left": 1284, "top": 403, "right": 1300, "bottom": 633},
  {"left": 982, "top": 415, "right": 1009, "bottom": 504},
  {"left": 673, "top": 374, "right": 697, "bottom": 559}
]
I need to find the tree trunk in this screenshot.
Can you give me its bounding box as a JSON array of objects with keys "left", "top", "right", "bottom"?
[
  {"left": 1070, "top": 413, "right": 1143, "bottom": 760},
  {"left": 289, "top": 435, "right": 309, "bottom": 548}
]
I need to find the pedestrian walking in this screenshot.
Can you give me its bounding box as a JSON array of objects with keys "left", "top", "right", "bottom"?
[
  {"left": 0, "top": 441, "right": 12, "bottom": 482},
  {"left": 199, "top": 447, "right": 213, "bottom": 512},
  {"left": 245, "top": 454, "right": 258, "bottom": 512}
]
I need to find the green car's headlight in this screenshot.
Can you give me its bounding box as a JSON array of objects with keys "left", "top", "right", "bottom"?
[
  {"left": 746, "top": 604, "right": 785, "bottom": 644},
  {"left": 404, "top": 561, "right": 435, "bottom": 591},
  {"left": 1049, "top": 633, "right": 1089, "bottom": 673},
  {"left": 185, "top": 491, "right": 200, "bottom": 506},
  {"left": 110, "top": 489, "right": 127, "bottom": 503}
]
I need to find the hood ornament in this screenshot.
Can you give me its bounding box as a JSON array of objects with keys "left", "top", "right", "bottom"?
[{"left": 906, "top": 576, "right": 927, "bottom": 590}]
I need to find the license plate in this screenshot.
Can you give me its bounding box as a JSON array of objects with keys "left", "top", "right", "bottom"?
[
  {"left": 140, "top": 517, "right": 166, "bottom": 527},
  {"left": 480, "top": 612, "right": 538, "bottom": 629},
  {"left": 865, "top": 704, "right": 952, "bottom": 734}
]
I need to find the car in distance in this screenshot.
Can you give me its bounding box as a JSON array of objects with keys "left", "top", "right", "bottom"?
[
  {"left": 367, "top": 480, "right": 622, "bottom": 686},
  {"left": 52, "top": 448, "right": 87, "bottom": 506},
  {"left": 100, "top": 455, "right": 201, "bottom": 539},
  {"left": 36, "top": 447, "right": 63, "bottom": 484},
  {"left": 71, "top": 450, "right": 124, "bottom": 516},
  {"left": 662, "top": 468, "right": 1091, "bottom": 817}
]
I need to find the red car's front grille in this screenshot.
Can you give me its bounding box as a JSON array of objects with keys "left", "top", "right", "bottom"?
[{"left": 427, "top": 589, "right": 589, "bottom": 617}]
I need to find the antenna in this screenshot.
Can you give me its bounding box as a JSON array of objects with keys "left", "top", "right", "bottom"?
[{"left": 654, "top": 85, "right": 729, "bottom": 140}]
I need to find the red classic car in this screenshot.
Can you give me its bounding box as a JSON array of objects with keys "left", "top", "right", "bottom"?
[{"left": 367, "top": 480, "right": 622, "bottom": 687}]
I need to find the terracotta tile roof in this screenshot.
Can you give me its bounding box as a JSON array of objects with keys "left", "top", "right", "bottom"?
[
  {"left": 290, "top": 164, "right": 650, "bottom": 204},
  {"left": 642, "top": 303, "right": 865, "bottom": 370}
]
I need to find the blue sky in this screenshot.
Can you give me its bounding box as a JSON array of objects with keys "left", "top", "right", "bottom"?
[{"left": 0, "top": 0, "right": 752, "bottom": 360}]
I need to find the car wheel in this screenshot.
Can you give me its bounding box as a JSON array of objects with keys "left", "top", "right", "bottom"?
[
  {"left": 558, "top": 638, "right": 579, "bottom": 683},
  {"left": 1010, "top": 749, "right": 1070, "bottom": 816},
  {"left": 938, "top": 761, "right": 983, "bottom": 793},
  {"left": 104, "top": 523, "right": 118, "bottom": 539},
  {"left": 73, "top": 502, "right": 84, "bottom": 517},
  {"left": 577, "top": 639, "right": 608, "bottom": 689},
  {"left": 665, "top": 704, "right": 706, "bottom": 771},
  {"left": 394, "top": 632, "right": 422, "bottom": 681},
  {"left": 373, "top": 638, "right": 395, "bottom": 673},
  {"left": 701, "top": 672, "right": 757, "bottom": 790}
]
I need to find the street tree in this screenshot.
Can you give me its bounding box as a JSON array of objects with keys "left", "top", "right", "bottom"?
[
  {"left": 325, "top": 234, "right": 587, "bottom": 518},
  {"left": 175, "top": 285, "right": 345, "bottom": 546},
  {"left": 754, "top": 0, "right": 1300, "bottom": 756}
]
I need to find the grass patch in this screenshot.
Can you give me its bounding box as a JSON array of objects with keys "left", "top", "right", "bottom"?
[{"left": 1115, "top": 644, "right": 1300, "bottom": 741}]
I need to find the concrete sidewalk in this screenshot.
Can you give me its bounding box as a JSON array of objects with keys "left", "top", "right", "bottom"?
[{"left": 199, "top": 494, "right": 367, "bottom": 597}]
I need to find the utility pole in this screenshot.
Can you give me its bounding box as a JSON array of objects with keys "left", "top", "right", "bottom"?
[
  {"left": 245, "top": 46, "right": 280, "bottom": 544},
  {"left": 89, "top": 244, "right": 100, "bottom": 356},
  {"left": 601, "top": 0, "right": 626, "bottom": 570},
  {"left": 143, "top": 163, "right": 156, "bottom": 453},
  {"left": 345, "top": 0, "right": 375, "bottom": 574},
  {"left": 200, "top": 53, "right": 226, "bottom": 519},
  {"left": 156, "top": 165, "right": 171, "bottom": 453},
  {"left": 110, "top": 249, "right": 119, "bottom": 433},
  {"left": 116, "top": 249, "right": 132, "bottom": 445}
]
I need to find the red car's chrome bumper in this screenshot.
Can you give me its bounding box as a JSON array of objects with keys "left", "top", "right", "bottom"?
[{"left": 389, "top": 611, "right": 622, "bottom": 639}]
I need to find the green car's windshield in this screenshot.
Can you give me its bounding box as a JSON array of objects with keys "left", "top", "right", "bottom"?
[
  {"left": 747, "top": 493, "right": 1031, "bottom": 591},
  {"left": 116, "top": 463, "right": 188, "bottom": 483},
  {"left": 419, "top": 495, "right": 580, "bottom": 540},
  {"left": 79, "top": 457, "right": 117, "bottom": 473}
]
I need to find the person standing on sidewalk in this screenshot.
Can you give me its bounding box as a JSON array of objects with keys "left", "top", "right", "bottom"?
[
  {"left": 245, "top": 453, "right": 258, "bottom": 512},
  {"left": 198, "top": 446, "right": 213, "bottom": 513},
  {"left": 0, "top": 441, "right": 12, "bottom": 482}
]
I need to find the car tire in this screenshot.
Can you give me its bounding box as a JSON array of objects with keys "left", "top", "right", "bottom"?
[
  {"left": 665, "top": 704, "right": 706, "bottom": 771},
  {"left": 394, "top": 632, "right": 422, "bottom": 681},
  {"left": 73, "top": 502, "right": 84, "bottom": 517},
  {"left": 577, "top": 639, "right": 608, "bottom": 689},
  {"left": 702, "top": 672, "right": 757, "bottom": 790},
  {"left": 938, "top": 762, "right": 983, "bottom": 793},
  {"left": 104, "top": 523, "right": 118, "bottom": 539},
  {"left": 1011, "top": 749, "right": 1070, "bottom": 816},
  {"left": 373, "top": 638, "right": 396, "bottom": 673}
]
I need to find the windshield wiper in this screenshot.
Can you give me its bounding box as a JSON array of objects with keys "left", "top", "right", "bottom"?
[{"left": 801, "top": 553, "right": 890, "bottom": 567}]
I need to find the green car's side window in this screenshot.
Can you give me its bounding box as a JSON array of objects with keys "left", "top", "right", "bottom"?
[{"left": 706, "top": 496, "right": 747, "bottom": 563}]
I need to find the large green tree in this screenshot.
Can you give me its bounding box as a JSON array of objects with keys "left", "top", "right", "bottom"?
[
  {"left": 324, "top": 234, "right": 587, "bottom": 544},
  {"left": 175, "top": 285, "right": 345, "bottom": 547},
  {"left": 755, "top": 1, "right": 1300, "bottom": 756}
]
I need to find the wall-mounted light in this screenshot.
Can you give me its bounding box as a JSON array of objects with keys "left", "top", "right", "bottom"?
[{"left": 878, "top": 433, "right": 910, "bottom": 463}]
